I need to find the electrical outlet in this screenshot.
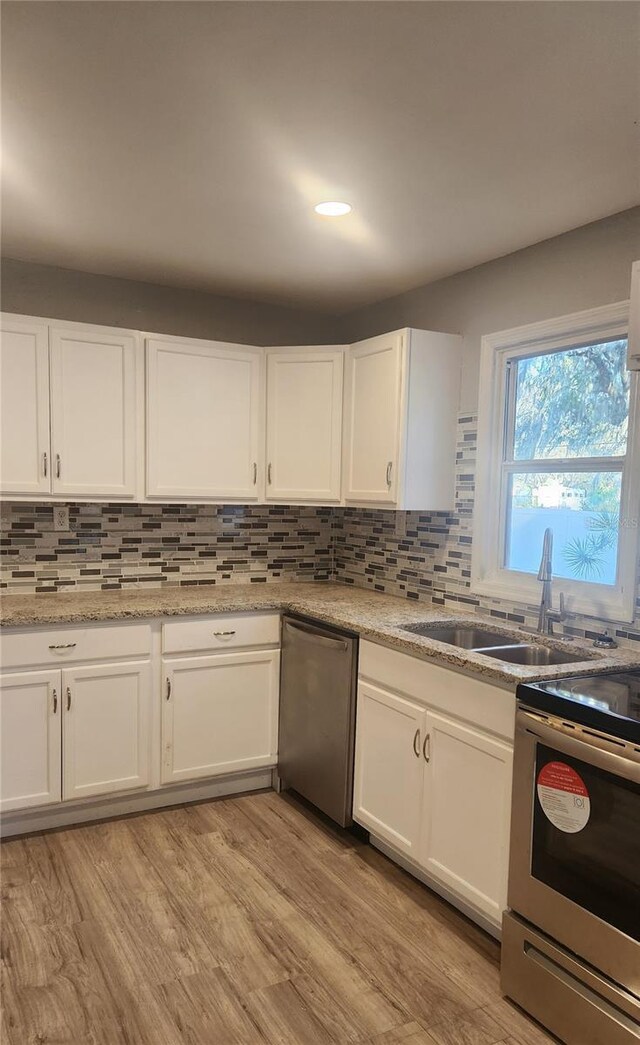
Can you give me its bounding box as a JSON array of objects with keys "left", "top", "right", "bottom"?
[{"left": 53, "top": 506, "right": 70, "bottom": 532}]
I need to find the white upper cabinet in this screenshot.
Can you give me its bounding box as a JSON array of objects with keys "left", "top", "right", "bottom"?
[
  {"left": 49, "top": 325, "right": 138, "bottom": 497},
  {"left": 266, "top": 347, "right": 344, "bottom": 502},
  {"left": 1, "top": 314, "right": 461, "bottom": 508},
  {"left": 0, "top": 314, "right": 141, "bottom": 500},
  {"left": 343, "top": 328, "right": 462, "bottom": 509},
  {"left": 343, "top": 332, "right": 403, "bottom": 504},
  {"left": 147, "top": 336, "right": 263, "bottom": 501},
  {"left": 0, "top": 315, "right": 51, "bottom": 495}
]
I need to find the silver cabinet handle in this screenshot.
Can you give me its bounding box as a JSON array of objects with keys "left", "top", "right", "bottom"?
[
  {"left": 267, "top": 462, "right": 272, "bottom": 485},
  {"left": 413, "top": 728, "right": 421, "bottom": 758},
  {"left": 253, "top": 462, "right": 257, "bottom": 485},
  {"left": 48, "top": 643, "right": 77, "bottom": 650},
  {"left": 213, "top": 630, "right": 236, "bottom": 637},
  {"left": 423, "top": 733, "right": 430, "bottom": 763},
  {"left": 43, "top": 452, "right": 48, "bottom": 477},
  {"left": 66, "top": 687, "right": 71, "bottom": 711},
  {"left": 166, "top": 678, "right": 171, "bottom": 701},
  {"left": 56, "top": 454, "right": 61, "bottom": 479},
  {"left": 52, "top": 688, "right": 58, "bottom": 714},
  {"left": 386, "top": 461, "right": 393, "bottom": 488}
]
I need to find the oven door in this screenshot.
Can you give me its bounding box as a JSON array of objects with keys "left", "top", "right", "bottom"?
[{"left": 508, "top": 706, "right": 640, "bottom": 998}]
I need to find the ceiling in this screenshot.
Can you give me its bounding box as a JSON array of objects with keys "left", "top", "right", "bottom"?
[{"left": 2, "top": 2, "right": 639, "bottom": 313}]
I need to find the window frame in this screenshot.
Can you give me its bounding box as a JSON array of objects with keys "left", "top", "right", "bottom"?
[{"left": 472, "top": 301, "right": 640, "bottom": 623}]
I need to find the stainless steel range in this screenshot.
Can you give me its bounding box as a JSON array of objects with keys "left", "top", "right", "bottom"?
[{"left": 501, "top": 669, "right": 640, "bottom": 1045}]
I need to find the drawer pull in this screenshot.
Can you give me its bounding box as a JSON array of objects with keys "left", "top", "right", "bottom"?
[
  {"left": 66, "top": 687, "right": 72, "bottom": 711},
  {"left": 213, "top": 630, "right": 236, "bottom": 637},
  {"left": 48, "top": 643, "right": 77, "bottom": 650}
]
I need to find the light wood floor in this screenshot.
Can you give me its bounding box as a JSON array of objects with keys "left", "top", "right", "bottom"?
[{"left": 1, "top": 790, "right": 556, "bottom": 1045}]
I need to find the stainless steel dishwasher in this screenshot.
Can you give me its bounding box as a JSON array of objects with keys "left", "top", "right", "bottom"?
[{"left": 278, "top": 614, "right": 358, "bottom": 827}]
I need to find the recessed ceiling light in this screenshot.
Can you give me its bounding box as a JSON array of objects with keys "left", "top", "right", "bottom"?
[{"left": 314, "top": 201, "right": 352, "bottom": 217}]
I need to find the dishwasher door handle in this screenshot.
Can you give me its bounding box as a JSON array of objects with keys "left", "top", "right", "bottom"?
[{"left": 283, "top": 620, "right": 349, "bottom": 652}]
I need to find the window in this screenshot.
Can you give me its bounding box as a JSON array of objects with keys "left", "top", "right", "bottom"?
[{"left": 473, "top": 303, "right": 640, "bottom": 622}]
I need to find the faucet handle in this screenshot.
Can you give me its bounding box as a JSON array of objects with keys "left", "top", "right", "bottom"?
[
  {"left": 547, "top": 591, "right": 568, "bottom": 628},
  {"left": 543, "top": 593, "right": 568, "bottom": 631}
]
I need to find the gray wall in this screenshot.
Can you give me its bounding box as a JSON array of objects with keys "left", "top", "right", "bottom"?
[
  {"left": 339, "top": 207, "right": 640, "bottom": 411},
  {"left": 0, "top": 258, "right": 338, "bottom": 345}
]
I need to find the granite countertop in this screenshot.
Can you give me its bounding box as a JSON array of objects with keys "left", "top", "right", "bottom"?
[{"left": 1, "top": 581, "right": 639, "bottom": 687}]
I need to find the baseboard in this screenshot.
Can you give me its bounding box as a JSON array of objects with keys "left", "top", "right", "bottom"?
[
  {"left": 369, "top": 834, "right": 502, "bottom": 940},
  {"left": 0, "top": 769, "right": 273, "bottom": 838}
]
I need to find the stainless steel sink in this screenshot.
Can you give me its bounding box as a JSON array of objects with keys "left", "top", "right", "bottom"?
[
  {"left": 400, "top": 621, "right": 594, "bottom": 667},
  {"left": 478, "top": 644, "right": 586, "bottom": 666},
  {"left": 401, "top": 624, "right": 515, "bottom": 648}
]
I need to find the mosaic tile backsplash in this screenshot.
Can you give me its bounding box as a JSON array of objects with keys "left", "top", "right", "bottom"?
[
  {"left": 0, "top": 504, "right": 333, "bottom": 592},
  {"left": 1, "top": 415, "right": 638, "bottom": 648}
]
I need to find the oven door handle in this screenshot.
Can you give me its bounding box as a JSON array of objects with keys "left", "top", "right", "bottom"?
[{"left": 517, "top": 710, "right": 640, "bottom": 783}]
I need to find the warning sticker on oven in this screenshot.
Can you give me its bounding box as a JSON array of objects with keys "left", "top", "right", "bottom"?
[{"left": 536, "top": 761, "right": 590, "bottom": 833}]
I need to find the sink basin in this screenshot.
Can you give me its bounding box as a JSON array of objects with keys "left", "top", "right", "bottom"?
[
  {"left": 400, "top": 621, "right": 596, "bottom": 668},
  {"left": 401, "top": 624, "right": 515, "bottom": 649},
  {"left": 478, "top": 644, "right": 586, "bottom": 666}
]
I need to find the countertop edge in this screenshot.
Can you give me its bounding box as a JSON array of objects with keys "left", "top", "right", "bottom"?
[{"left": 1, "top": 584, "right": 638, "bottom": 689}]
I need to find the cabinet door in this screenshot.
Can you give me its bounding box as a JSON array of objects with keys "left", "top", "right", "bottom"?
[
  {"left": 344, "top": 333, "right": 404, "bottom": 504},
  {"left": 62, "top": 661, "right": 151, "bottom": 801},
  {"left": 49, "top": 326, "right": 137, "bottom": 497},
  {"left": 147, "top": 338, "right": 262, "bottom": 500},
  {"left": 266, "top": 349, "right": 343, "bottom": 502},
  {"left": 353, "top": 681, "right": 425, "bottom": 857},
  {"left": 0, "top": 670, "right": 61, "bottom": 811},
  {"left": 161, "top": 650, "right": 279, "bottom": 784},
  {"left": 420, "top": 711, "right": 513, "bottom": 923},
  {"left": 0, "top": 315, "right": 51, "bottom": 495}
]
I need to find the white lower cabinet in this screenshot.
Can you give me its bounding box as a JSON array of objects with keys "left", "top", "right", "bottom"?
[
  {"left": 0, "top": 615, "right": 280, "bottom": 827},
  {"left": 354, "top": 643, "right": 515, "bottom": 930},
  {"left": 62, "top": 661, "right": 151, "bottom": 801},
  {"left": 0, "top": 660, "right": 152, "bottom": 811},
  {"left": 420, "top": 710, "right": 513, "bottom": 923},
  {"left": 353, "top": 681, "right": 425, "bottom": 858},
  {"left": 0, "top": 670, "right": 62, "bottom": 812},
  {"left": 161, "top": 649, "right": 280, "bottom": 784}
]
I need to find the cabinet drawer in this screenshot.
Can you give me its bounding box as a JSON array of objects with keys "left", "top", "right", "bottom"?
[
  {"left": 162, "top": 613, "right": 280, "bottom": 655},
  {"left": 0, "top": 622, "right": 152, "bottom": 670}
]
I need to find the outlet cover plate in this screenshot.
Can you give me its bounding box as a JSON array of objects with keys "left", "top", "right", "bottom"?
[{"left": 53, "top": 506, "right": 70, "bottom": 532}]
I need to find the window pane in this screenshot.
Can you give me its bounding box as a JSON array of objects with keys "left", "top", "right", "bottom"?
[
  {"left": 513, "top": 340, "right": 629, "bottom": 460},
  {"left": 505, "top": 472, "right": 622, "bottom": 585}
]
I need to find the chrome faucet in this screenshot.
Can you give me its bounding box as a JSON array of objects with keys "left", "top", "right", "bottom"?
[{"left": 537, "top": 528, "right": 566, "bottom": 635}]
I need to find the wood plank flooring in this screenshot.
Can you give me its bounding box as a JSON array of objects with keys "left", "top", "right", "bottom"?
[{"left": 1, "top": 791, "right": 557, "bottom": 1045}]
